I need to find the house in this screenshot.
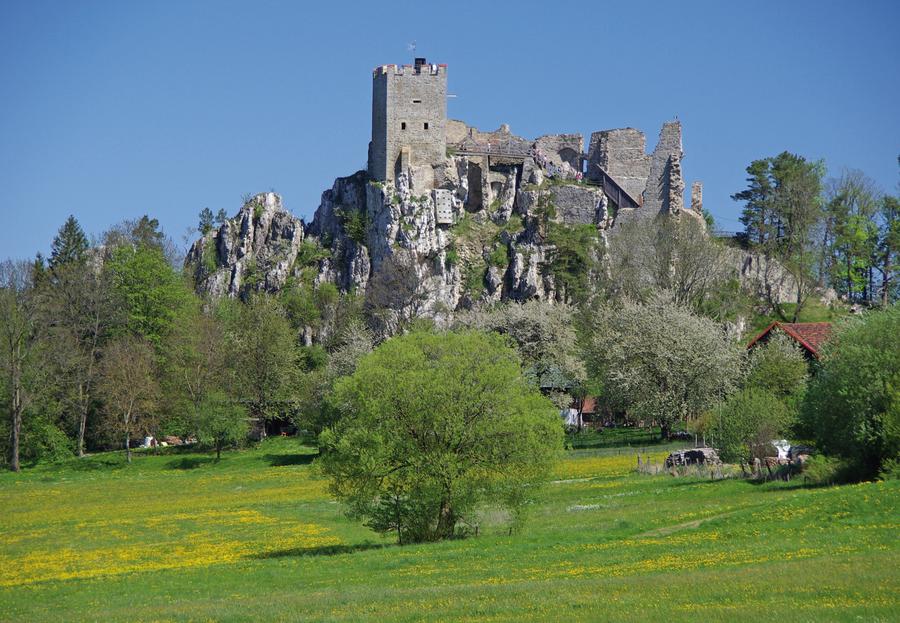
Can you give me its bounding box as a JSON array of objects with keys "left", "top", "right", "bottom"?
[
  {"left": 560, "top": 396, "right": 602, "bottom": 431},
  {"left": 746, "top": 322, "right": 832, "bottom": 360}
]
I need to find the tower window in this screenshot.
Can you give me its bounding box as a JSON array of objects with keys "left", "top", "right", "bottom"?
[
  {"left": 412, "top": 99, "right": 422, "bottom": 103},
  {"left": 424, "top": 122, "right": 429, "bottom": 130},
  {"left": 401, "top": 122, "right": 406, "bottom": 130}
]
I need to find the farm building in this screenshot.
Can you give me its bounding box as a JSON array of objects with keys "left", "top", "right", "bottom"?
[{"left": 746, "top": 321, "right": 832, "bottom": 360}]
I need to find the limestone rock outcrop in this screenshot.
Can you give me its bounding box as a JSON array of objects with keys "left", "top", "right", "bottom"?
[
  {"left": 185, "top": 192, "right": 304, "bottom": 299},
  {"left": 186, "top": 119, "right": 777, "bottom": 336}
]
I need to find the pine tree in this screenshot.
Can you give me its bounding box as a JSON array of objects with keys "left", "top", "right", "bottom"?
[
  {"left": 198, "top": 208, "right": 214, "bottom": 234},
  {"left": 49, "top": 216, "right": 89, "bottom": 269},
  {"left": 131, "top": 215, "right": 165, "bottom": 250},
  {"left": 215, "top": 209, "right": 228, "bottom": 226},
  {"left": 31, "top": 253, "right": 48, "bottom": 289}
]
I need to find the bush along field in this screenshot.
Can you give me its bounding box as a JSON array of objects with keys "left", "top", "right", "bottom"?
[{"left": 1, "top": 438, "right": 897, "bottom": 622}]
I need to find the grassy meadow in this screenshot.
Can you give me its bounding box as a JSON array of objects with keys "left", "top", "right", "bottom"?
[{"left": 1, "top": 437, "right": 897, "bottom": 622}]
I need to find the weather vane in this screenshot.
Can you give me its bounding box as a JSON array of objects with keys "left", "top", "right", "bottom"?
[{"left": 407, "top": 40, "right": 417, "bottom": 55}]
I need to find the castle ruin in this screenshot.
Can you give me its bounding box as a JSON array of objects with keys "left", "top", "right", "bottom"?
[
  {"left": 368, "top": 58, "right": 448, "bottom": 183},
  {"left": 367, "top": 57, "right": 704, "bottom": 228},
  {"left": 187, "top": 57, "right": 721, "bottom": 318}
]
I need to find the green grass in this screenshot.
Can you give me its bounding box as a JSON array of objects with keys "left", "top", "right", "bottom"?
[
  {"left": 1, "top": 438, "right": 897, "bottom": 622},
  {"left": 746, "top": 298, "right": 851, "bottom": 339},
  {"left": 566, "top": 426, "right": 686, "bottom": 450}
]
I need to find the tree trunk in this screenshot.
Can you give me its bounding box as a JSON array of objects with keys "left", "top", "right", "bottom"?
[
  {"left": 216, "top": 441, "right": 221, "bottom": 461},
  {"left": 125, "top": 430, "right": 131, "bottom": 464},
  {"left": 77, "top": 384, "right": 87, "bottom": 458},
  {"left": 660, "top": 423, "right": 671, "bottom": 441},
  {"left": 791, "top": 284, "right": 803, "bottom": 322},
  {"left": 868, "top": 266, "right": 874, "bottom": 306},
  {"left": 846, "top": 255, "right": 853, "bottom": 302},
  {"left": 435, "top": 498, "right": 455, "bottom": 540},
  {"left": 9, "top": 367, "right": 22, "bottom": 472}
]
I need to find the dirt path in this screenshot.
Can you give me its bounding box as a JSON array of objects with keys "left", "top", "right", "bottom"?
[{"left": 638, "top": 510, "right": 739, "bottom": 537}]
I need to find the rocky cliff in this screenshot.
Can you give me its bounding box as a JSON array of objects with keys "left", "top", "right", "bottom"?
[{"left": 185, "top": 121, "right": 709, "bottom": 332}]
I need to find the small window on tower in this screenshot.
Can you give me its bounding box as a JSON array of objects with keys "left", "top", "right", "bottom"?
[
  {"left": 412, "top": 99, "right": 422, "bottom": 104},
  {"left": 401, "top": 122, "right": 407, "bottom": 130},
  {"left": 424, "top": 122, "right": 429, "bottom": 130}
]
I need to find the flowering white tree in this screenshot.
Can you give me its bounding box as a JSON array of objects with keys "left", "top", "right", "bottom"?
[{"left": 585, "top": 297, "right": 743, "bottom": 438}]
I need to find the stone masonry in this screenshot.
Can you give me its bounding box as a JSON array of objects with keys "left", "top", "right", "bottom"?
[
  {"left": 691, "top": 181, "right": 703, "bottom": 214},
  {"left": 368, "top": 58, "right": 447, "bottom": 183},
  {"left": 642, "top": 120, "right": 683, "bottom": 217},
  {"left": 187, "top": 60, "right": 738, "bottom": 326},
  {"left": 586, "top": 128, "right": 650, "bottom": 202}
]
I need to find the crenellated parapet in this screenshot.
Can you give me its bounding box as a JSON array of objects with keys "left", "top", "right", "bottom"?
[{"left": 369, "top": 57, "right": 448, "bottom": 183}]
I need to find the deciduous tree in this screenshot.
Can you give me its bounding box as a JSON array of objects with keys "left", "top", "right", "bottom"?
[
  {"left": 105, "top": 245, "right": 192, "bottom": 347},
  {"left": 0, "top": 261, "right": 40, "bottom": 471},
  {"left": 823, "top": 171, "right": 881, "bottom": 303},
  {"left": 585, "top": 297, "right": 743, "bottom": 439},
  {"left": 220, "top": 296, "right": 300, "bottom": 435},
  {"left": 607, "top": 216, "right": 733, "bottom": 314},
  {"left": 732, "top": 152, "right": 825, "bottom": 320},
  {"left": 801, "top": 306, "right": 899, "bottom": 478},
  {"left": 320, "top": 330, "right": 562, "bottom": 543},
  {"left": 453, "top": 300, "right": 586, "bottom": 407},
  {"left": 98, "top": 336, "right": 159, "bottom": 463},
  {"left": 41, "top": 260, "right": 122, "bottom": 456},
  {"left": 745, "top": 332, "right": 809, "bottom": 414},
  {"left": 195, "top": 391, "right": 248, "bottom": 460}
]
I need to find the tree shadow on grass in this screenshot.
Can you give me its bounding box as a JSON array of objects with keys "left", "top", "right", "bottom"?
[
  {"left": 252, "top": 541, "right": 390, "bottom": 560},
  {"left": 265, "top": 453, "right": 317, "bottom": 467},
  {"left": 657, "top": 474, "right": 833, "bottom": 493},
  {"left": 743, "top": 478, "right": 834, "bottom": 492},
  {"left": 657, "top": 476, "right": 734, "bottom": 489},
  {"left": 165, "top": 456, "right": 216, "bottom": 470},
  {"left": 59, "top": 455, "right": 127, "bottom": 472}
]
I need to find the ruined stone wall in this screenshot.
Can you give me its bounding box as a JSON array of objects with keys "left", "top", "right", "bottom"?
[
  {"left": 691, "top": 181, "right": 703, "bottom": 213},
  {"left": 446, "top": 120, "right": 531, "bottom": 153},
  {"left": 533, "top": 134, "right": 584, "bottom": 171},
  {"left": 369, "top": 63, "right": 447, "bottom": 182},
  {"left": 586, "top": 128, "right": 650, "bottom": 202},
  {"left": 641, "top": 120, "right": 683, "bottom": 218}
]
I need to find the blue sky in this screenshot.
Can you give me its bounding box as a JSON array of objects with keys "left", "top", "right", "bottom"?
[{"left": 1, "top": 0, "right": 898, "bottom": 260}]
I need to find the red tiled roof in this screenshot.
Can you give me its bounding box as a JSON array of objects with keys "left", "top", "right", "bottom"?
[
  {"left": 746, "top": 322, "right": 832, "bottom": 358},
  {"left": 580, "top": 396, "right": 597, "bottom": 414}
]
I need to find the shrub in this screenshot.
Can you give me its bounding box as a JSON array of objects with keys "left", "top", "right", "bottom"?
[
  {"left": 202, "top": 236, "right": 218, "bottom": 274},
  {"left": 444, "top": 246, "right": 458, "bottom": 269},
  {"left": 21, "top": 417, "right": 73, "bottom": 464},
  {"left": 709, "top": 388, "right": 793, "bottom": 462},
  {"left": 545, "top": 223, "right": 601, "bottom": 303},
  {"left": 462, "top": 263, "right": 486, "bottom": 299},
  {"left": 339, "top": 209, "right": 369, "bottom": 245},
  {"left": 746, "top": 333, "right": 808, "bottom": 410},
  {"left": 320, "top": 330, "right": 562, "bottom": 543},
  {"left": 800, "top": 306, "right": 900, "bottom": 479},
  {"left": 294, "top": 240, "right": 331, "bottom": 268},
  {"left": 488, "top": 245, "right": 508, "bottom": 268},
  {"left": 801, "top": 455, "right": 850, "bottom": 485}
]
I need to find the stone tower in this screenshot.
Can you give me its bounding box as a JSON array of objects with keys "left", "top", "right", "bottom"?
[{"left": 368, "top": 58, "right": 447, "bottom": 182}]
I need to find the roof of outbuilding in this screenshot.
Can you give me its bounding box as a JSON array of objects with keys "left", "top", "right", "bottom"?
[{"left": 746, "top": 322, "right": 833, "bottom": 359}]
